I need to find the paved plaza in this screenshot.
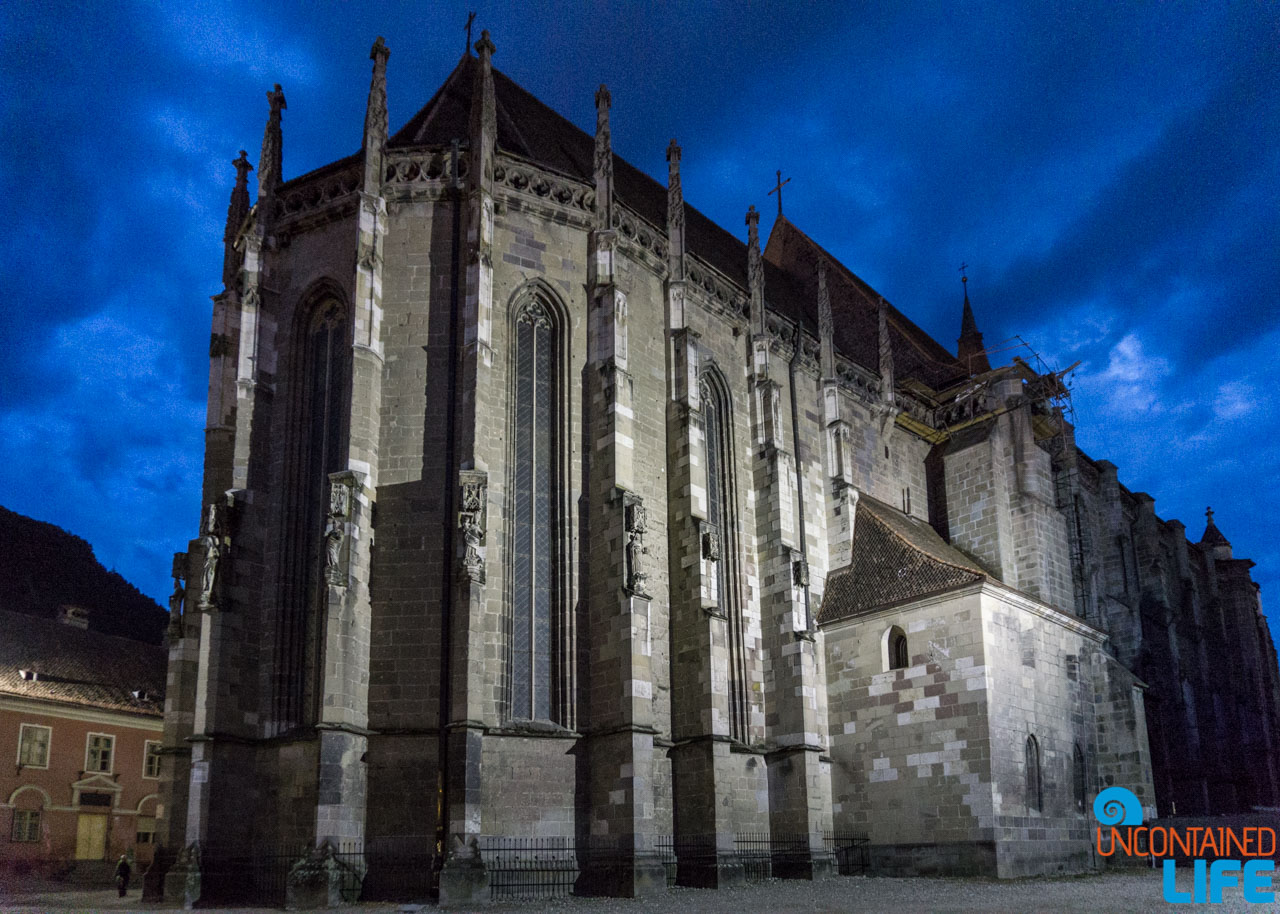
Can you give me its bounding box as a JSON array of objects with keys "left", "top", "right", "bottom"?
[{"left": 0, "top": 869, "right": 1264, "bottom": 913}]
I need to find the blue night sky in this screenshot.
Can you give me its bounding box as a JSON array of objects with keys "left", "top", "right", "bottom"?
[{"left": 1, "top": 2, "right": 1277, "bottom": 631}]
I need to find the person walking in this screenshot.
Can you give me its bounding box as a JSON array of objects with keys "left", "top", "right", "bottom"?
[{"left": 114, "top": 854, "right": 131, "bottom": 898}]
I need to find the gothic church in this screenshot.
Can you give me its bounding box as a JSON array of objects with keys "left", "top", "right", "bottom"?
[{"left": 153, "top": 30, "right": 1280, "bottom": 903}]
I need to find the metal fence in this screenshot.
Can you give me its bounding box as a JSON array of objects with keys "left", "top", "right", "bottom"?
[
  {"left": 188, "top": 829, "right": 866, "bottom": 905},
  {"left": 479, "top": 836, "right": 578, "bottom": 900},
  {"left": 824, "top": 829, "right": 870, "bottom": 876}
]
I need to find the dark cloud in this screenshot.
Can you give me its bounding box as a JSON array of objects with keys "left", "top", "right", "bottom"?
[{"left": 1, "top": 1, "right": 1276, "bottom": 634}]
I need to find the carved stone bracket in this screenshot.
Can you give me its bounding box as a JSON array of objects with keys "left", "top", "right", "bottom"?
[
  {"left": 324, "top": 471, "right": 358, "bottom": 587},
  {"left": 458, "top": 470, "right": 488, "bottom": 584},
  {"left": 623, "top": 492, "right": 649, "bottom": 598}
]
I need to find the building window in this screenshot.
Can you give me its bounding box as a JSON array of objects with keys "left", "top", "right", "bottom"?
[
  {"left": 11, "top": 809, "right": 40, "bottom": 842},
  {"left": 276, "top": 293, "right": 352, "bottom": 731},
  {"left": 143, "top": 741, "right": 162, "bottom": 779},
  {"left": 86, "top": 733, "right": 114, "bottom": 773},
  {"left": 509, "top": 293, "right": 564, "bottom": 723},
  {"left": 1073, "top": 743, "right": 1087, "bottom": 812},
  {"left": 136, "top": 817, "right": 156, "bottom": 845},
  {"left": 17, "top": 724, "right": 50, "bottom": 768},
  {"left": 1026, "top": 735, "right": 1042, "bottom": 813},
  {"left": 701, "top": 368, "right": 748, "bottom": 742},
  {"left": 884, "top": 625, "right": 909, "bottom": 671}
]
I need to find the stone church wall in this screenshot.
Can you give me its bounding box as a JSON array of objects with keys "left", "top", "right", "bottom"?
[
  {"left": 980, "top": 589, "right": 1107, "bottom": 877},
  {"left": 824, "top": 589, "right": 997, "bottom": 875}
]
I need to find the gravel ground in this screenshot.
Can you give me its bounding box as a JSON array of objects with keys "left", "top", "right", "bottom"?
[{"left": 0, "top": 869, "right": 1266, "bottom": 913}]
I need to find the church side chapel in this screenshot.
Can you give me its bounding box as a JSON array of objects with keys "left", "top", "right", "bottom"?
[{"left": 152, "top": 28, "right": 1280, "bottom": 904}]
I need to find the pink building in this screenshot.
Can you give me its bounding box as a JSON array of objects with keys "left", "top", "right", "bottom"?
[{"left": 1, "top": 609, "right": 165, "bottom": 874}]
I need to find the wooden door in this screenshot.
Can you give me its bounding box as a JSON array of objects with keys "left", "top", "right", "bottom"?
[{"left": 75, "top": 814, "right": 107, "bottom": 860}]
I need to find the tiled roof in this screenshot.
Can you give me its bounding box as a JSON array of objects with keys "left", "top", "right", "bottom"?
[
  {"left": 0, "top": 610, "right": 165, "bottom": 717},
  {"left": 388, "top": 57, "right": 961, "bottom": 384},
  {"left": 818, "top": 495, "right": 985, "bottom": 625}
]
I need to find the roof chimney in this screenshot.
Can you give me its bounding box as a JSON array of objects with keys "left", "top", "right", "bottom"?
[{"left": 58, "top": 605, "right": 90, "bottom": 630}]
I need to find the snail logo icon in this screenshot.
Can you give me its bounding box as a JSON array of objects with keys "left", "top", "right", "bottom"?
[{"left": 1093, "top": 786, "right": 1143, "bottom": 827}]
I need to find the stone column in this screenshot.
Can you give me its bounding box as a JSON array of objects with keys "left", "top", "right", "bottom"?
[
  {"left": 437, "top": 33, "right": 499, "bottom": 907},
  {"left": 575, "top": 83, "right": 666, "bottom": 899}
]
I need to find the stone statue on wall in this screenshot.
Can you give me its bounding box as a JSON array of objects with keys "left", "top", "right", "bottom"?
[
  {"left": 324, "top": 473, "right": 355, "bottom": 586},
  {"left": 625, "top": 495, "right": 649, "bottom": 597},
  {"left": 458, "top": 471, "right": 487, "bottom": 583},
  {"left": 198, "top": 505, "right": 224, "bottom": 610}
]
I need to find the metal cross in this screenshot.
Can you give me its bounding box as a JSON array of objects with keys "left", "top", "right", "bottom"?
[
  {"left": 959, "top": 262, "right": 969, "bottom": 282},
  {"left": 465, "top": 12, "right": 476, "bottom": 55},
  {"left": 768, "top": 169, "right": 791, "bottom": 217}
]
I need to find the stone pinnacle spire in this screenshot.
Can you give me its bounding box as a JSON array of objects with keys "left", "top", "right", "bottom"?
[
  {"left": 468, "top": 29, "right": 496, "bottom": 189},
  {"left": 258, "top": 84, "right": 286, "bottom": 204},
  {"left": 594, "top": 85, "right": 614, "bottom": 231},
  {"left": 222, "top": 151, "right": 253, "bottom": 289},
  {"left": 363, "top": 37, "right": 390, "bottom": 190},
  {"left": 666, "top": 139, "right": 684, "bottom": 281},
  {"left": 957, "top": 269, "right": 991, "bottom": 375},
  {"left": 878, "top": 297, "right": 895, "bottom": 404}
]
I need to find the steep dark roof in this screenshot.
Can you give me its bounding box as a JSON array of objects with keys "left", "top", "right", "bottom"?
[
  {"left": 390, "top": 56, "right": 966, "bottom": 387},
  {"left": 390, "top": 55, "right": 753, "bottom": 290},
  {"left": 0, "top": 610, "right": 165, "bottom": 717},
  {"left": 819, "top": 496, "right": 985, "bottom": 625},
  {"left": 764, "top": 217, "right": 968, "bottom": 390}
]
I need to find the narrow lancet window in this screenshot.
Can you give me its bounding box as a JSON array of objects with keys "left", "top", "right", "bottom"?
[
  {"left": 510, "top": 297, "right": 559, "bottom": 722},
  {"left": 277, "top": 294, "right": 350, "bottom": 731},
  {"left": 701, "top": 370, "right": 748, "bottom": 742}
]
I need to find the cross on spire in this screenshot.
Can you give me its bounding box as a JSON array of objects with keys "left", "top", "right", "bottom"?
[
  {"left": 959, "top": 262, "right": 969, "bottom": 284},
  {"left": 464, "top": 11, "right": 476, "bottom": 56},
  {"left": 768, "top": 169, "right": 791, "bottom": 218}
]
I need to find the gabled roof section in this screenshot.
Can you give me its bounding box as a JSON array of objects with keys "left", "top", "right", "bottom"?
[
  {"left": 764, "top": 216, "right": 967, "bottom": 390},
  {"left": 0, "top": 610, "right": 165, "bottom": 717},
  {"left": 818, "top": 495, "right": 985, "bottom": 625}
]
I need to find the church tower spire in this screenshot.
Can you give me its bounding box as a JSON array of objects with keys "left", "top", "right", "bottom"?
[
  {"left": 1200, "top": 506, "right": 1233, "bottom": 559},
  {"left": 257, "top": 84, "right": 286, "bottom": 220},
  {"left": 222, "top": 151, "right": 252, "bottom": 290},
  {"left": 957, "top": 269, "right": 991, "bottom": 375}
]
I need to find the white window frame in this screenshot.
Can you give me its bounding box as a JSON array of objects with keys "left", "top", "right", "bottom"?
[
  {"left": 12, "top": 808, "right": 41, "bottom": 842},
  {"left": 85, "top": 732, "right": 115, "bottom": 774},
  {"left": 143, "top": 740, "right": 162, "bottom": 779},
  {"left": 16, "top": 723, "right": 51, "bottom": 769}
]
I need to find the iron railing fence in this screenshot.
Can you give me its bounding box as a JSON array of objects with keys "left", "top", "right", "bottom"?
[
  {"left": 478, "top": 835, "right": 578, "bottom": 899},
  {"left": 185, "top": 828, "right": 867, "bottom": 905},
  {"left": 824, "top": 829, "right": 870, "bottom": 876}
]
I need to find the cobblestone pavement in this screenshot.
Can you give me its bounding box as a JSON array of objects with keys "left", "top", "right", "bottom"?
[{"left": 0, "top": 869, "right": 1265, "bottom": 913}]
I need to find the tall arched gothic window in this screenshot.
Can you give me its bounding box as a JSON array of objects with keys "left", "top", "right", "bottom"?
[
  {"left": 1073, "top": 743, "right": 1087, "bottom": 812},
  {"left": 276, "top": 294, "right": 351, "bottom": 731},
  {"left": 701, "top": 369, "right": 748, "bottom": 742},
  {"left": 1026, "top": 735, "right": 1043, "bottom": 813},
  {"left": 508, "top": 292, "right": 565, "bottom": 723}
]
